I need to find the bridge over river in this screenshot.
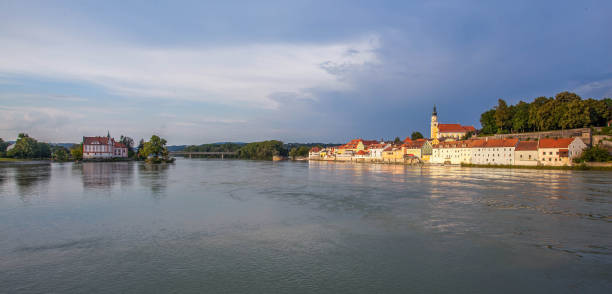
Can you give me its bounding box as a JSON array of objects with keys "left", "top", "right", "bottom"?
[{"left": 170, "top": 151, "right": 238, "bottom": 159}]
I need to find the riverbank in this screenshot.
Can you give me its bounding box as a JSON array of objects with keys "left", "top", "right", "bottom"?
[{"left": 460, "top": 163, "right": 612, "bottom": 171}]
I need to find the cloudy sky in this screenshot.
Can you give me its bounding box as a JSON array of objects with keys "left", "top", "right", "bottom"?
[{"left": 1, "top": 0, "right": 611, "bottom": 144}]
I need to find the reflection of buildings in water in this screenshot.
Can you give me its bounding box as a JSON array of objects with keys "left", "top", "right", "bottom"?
[
  {"left": 81, "top": 162, "right": 134, "bottom": 190},
  {"left": 138, "top": 163, "right": 170, "bottom": 197},
  {"left": 12, "top": 163, "right": 52, "bottom": 202}
]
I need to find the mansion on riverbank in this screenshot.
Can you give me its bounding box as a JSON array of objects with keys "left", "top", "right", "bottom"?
[{"left": 83, "top": 133, "right": 128, "bottom": 159}]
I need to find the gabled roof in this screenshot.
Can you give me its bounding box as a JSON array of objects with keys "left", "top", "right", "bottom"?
[
  {"left": 84, "top": 136, "right": 111, "bottom": 145},
  {"left": 403, "top": 141, "right": 426, "bottom": 149},
  {"left": 114, "top": 142, "right": 127, "bottom": 148},
  {"left": 483, "top": 138, "right": 519, "bottom": 148},
  {"left": 356, "top": 150, "right": 369, "bottom": 155},
  {"left": 310, "top": 146, "right": 321, "bottom": 152},
  {"left": 515, "top": 141, "right": 538, "bottom": 151},
  {"left": 403, "top": 137, "right": 412, "bottom": 143},
  {"left": 538, "top": 138, "right": 575, "bottom": 149},
  {"left": 439, "top": 124, "right": 476, "bottom": 133}
]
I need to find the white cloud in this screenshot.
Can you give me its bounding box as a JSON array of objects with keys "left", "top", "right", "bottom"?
[
  {"left": 573, "top": 78, "right": 612, "bottom": 97},
  {"left": 0, "top": 25, "right": 379, "bottom": 109}
]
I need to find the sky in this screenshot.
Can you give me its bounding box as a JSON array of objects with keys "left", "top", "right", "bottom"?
[{"left": 1, "top": 0, "right": 611, "bottom": 145}]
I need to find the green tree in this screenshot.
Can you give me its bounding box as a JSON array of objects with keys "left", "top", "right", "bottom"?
[
  {"left": 7, "top": 133, "right": 36, "bottom": 158},
  {"left": 461, "top": 131, "right": 474, "bottom": 140},
  {"left": 511, "top": 101, "right": 529, "bottom": 132},
  {"left": 410, "top": 131, "right": 424, "bottom": 140},
  {"left": 52, "top": 146, "right": 69, "bottom": 161},
  {"left": 70, "top": 143, "right": 83, "bottom": 161},
  {"left": 288, "top": 146, "right": 310, "bottom": 159},
  {"left": 140, "top": 135, "right": 168, "bottom": 159},
  {"left": 0, "top": 138, "right": 10, "bottom": 157},
  {"left": 494, "top": 99, "right": 512, "bottom": 133},
  {"left": 528, "top": 96, "right": 550, "bottom": 131},
  {"left": 393, "top": 137, "right": 401, "bottom": 144},
  {"left": 136, "top": 139, "right": 146, "bottom": 160},
  {"left": 574, "top": 146, "right": 612, "bottom": 163},
  {"left": 479, "top": 109, "right": 497, "bottom": 134},
  {"left": 237, "top": 140, "right": 286, "bottom": 160}
]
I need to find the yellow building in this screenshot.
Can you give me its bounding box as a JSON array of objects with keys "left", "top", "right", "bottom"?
[{"left": 382, "top": 146, "right": 404, "bottom": 162}]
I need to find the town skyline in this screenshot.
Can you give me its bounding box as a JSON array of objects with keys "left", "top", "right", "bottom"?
[{"left": 1, "top": 1, "right": 612, "bottom": 145}]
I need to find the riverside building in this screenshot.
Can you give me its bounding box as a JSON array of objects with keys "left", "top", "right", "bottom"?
[{"left": 83, "top": 133, "right": 128, "bottom": 159}]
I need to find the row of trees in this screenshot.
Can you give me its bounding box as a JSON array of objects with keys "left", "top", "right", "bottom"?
[
  {"left": 480, "top": 92, "right": 611, "bottom": 135},
  {"left": 184, "top": 142, "right": 243, "bottom": 154},
  {"left": 237, "top": 140, "right": 287, "bottom": 160}
]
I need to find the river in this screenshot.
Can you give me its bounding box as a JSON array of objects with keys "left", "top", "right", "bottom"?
[{"left": 0, "top": 159, "right": 610, "bottom": 293}]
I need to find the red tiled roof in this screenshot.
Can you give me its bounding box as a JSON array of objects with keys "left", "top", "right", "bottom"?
[
  {"left": 114, "top": 142, "right": 127, "bottom": 148},
  {"left": 356, "top": 150, "right": 369, "bottom": 155},
  {"left": 483, "top": 138, "right": 518, "bottom": 148},
  {"left": 515, "top": 141, "right": 538, "bottom": 151},
  {"left": 310, "top": 147, "right": 321, "bottom": 152},
  {"left": 362, "top": 140, "right": 379, "bottom": 146},
  {"left": 84, "top": 136, "right": 111, "bottom": 145},
  {"left": 403, "top": 141, "right": 426, "bottom": 149},
  {"left": 438, "top": 124, "right": 476, "bottom": 133},
  {"left": 403, "top": 137, "right": 412, "bottom": 143},
  {"left": 538, "top": 138, "right": 575, "bottom": 149}
]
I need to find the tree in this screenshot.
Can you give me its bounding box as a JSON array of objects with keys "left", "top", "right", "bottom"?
[
  {"left": 528, "top": 96, "right": 550, "bottom": 131},
  {"left": 288, "top": 146, "right": 310, "bottom": 159},
  {"left": 393, "top": 137, "right": 401, "bottom": 145},
  {"left": 410, "top": 131, "right": 424, "bottom": 140},
  {"left": 480, "top": 109, "right": 497, "bottom": 134},
  {"left": 511, "top": 101, "right": 529, "bottom": 132},
  {"left": 140, "top": 135, "right": 168, "bottom": 159},
  {"left": 136, "top": 139, "right": 146, "bottom": 160},
  {"left": 237, "top": 140, "right": 286, "bottom": 160},
  {"left": 494, "top": 99, "right": 511, "bottom": 133},
  {"left": 70, "top": 143, "right": 83, "bottom": 161},
  {"left": 52, "top": 146, "right": 69, "bottom": 161},
  {"left": 7, "top": 133, "right": 32, "bottom": 158},
  {"left": 574, "top": 146, "right": 612, "bottom": 163},
  {"left": 0, "top": 138, "right": 10, "bottom": 157},
  {"left": 461, "top": 131, "right": 474, "bottom": 140}
]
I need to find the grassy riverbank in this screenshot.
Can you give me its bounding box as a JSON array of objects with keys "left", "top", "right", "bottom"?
[{"left": 460, "top": 163, "right": 612, "bottom": 171}]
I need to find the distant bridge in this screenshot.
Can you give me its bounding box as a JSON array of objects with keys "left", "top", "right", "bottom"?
[{"left": 169, "top": 151, "right": 238, "bottom": 159}]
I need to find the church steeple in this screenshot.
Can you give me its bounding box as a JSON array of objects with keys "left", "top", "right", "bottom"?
[{"left": 432, "top": 105, "right": 437, "bottom": 116}]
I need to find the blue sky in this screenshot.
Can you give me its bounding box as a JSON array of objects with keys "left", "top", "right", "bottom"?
[{"left": 1, "top": 0, "right": 611, "bottom": 144}]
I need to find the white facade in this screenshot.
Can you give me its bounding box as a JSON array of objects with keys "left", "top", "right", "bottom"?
[{"left": 83, "top": 136, "right": 128, "bottom": 159}]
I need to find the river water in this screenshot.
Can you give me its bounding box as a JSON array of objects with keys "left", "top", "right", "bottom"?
[{"left": 0, "top": 159, "right": 610, "bottom": 293}]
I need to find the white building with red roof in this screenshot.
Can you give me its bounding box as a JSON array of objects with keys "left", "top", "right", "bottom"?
[
  {"left": 83, "top": 133, "right": 128, "bottom": 159},
  {"left": 538, "top": 137, "right": 586, "bottom": 166},
  {"left": 430, "top": 106, "right": 476, "bottom": 141}
]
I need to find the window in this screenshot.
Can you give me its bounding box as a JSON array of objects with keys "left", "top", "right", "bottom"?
[
  {"left": 549, "top": 152, "right": 552, "bottom": 155},
  {"left": 520, "top": 155, "right": 523, "bottom": 159},
  {"left": 528, "top": 155, "right": 531, "bottom": 159}
]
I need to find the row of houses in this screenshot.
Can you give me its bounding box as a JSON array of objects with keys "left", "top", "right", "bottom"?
[{"left": 309, "top": 137, "right": 588, "bottom": 166}]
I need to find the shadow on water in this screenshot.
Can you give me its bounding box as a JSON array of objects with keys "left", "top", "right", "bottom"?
[
  {"left": 138, "top": 163, "right": 171, "bottom": 198},
  {"left": 80, "top": 162, "right": 135, "bottom": 191}
]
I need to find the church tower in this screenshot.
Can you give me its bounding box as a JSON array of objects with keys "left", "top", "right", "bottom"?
[{"left": 430, "top": 105, "right": 439, "bottom": 140}]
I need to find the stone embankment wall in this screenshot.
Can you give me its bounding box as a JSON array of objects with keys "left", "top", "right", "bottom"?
[{"left": 479, "top": 128, "right": 592, "bottom": 144}]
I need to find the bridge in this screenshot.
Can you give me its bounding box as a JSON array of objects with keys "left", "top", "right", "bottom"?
[{"left": 169, "top": 151, "right": 238, "bottom": 159}]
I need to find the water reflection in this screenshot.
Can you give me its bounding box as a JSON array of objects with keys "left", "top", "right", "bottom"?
[
  {"left": 138, "top": 163, "right": 170, "bottom": 197},
  {"left": 81, "top": 162, "right": 134, "bottom": 190},
  {"left": 13, "top": 163, "right": 51, "bottom": 203}
]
